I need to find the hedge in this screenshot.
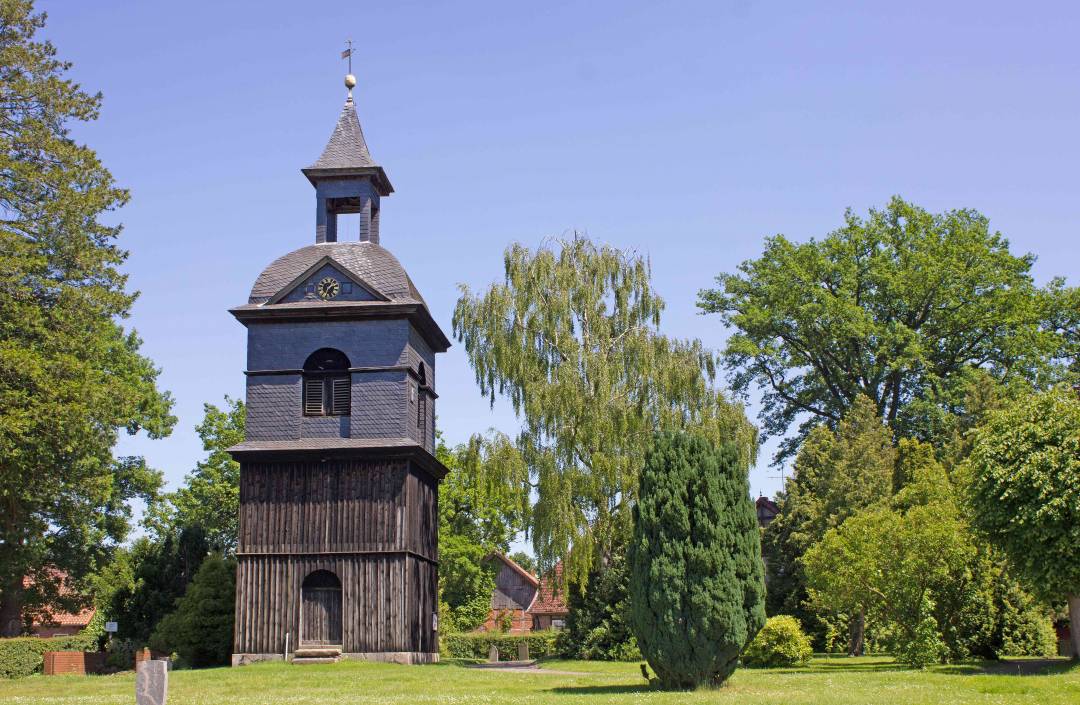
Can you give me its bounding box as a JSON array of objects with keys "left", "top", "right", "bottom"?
[
  {"left": 441, "top": 631, "right": 559, "bottom": 661},
  {"left": 0, "top": 631, "right": 99, "bottom": 679}
]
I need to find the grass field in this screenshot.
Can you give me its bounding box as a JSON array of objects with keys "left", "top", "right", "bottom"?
[{"left": 0, "top": 656, "right": 1077, "bottom": 704}]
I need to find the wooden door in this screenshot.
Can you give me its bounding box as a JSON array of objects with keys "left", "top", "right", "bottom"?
[{"left": 301, "top": 571, "right": 342, "bottom": 646}]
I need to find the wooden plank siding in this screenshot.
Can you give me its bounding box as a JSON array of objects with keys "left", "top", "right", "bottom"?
[{"left": 234, "top": 457, "right": 438, "bottom": 657}]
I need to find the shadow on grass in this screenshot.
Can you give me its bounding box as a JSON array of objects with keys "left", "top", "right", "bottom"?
[
  {"left": 808, "top": 660, "right": 907, "bottom": 673},
  {"left": 548, "top": 684, "right": 652, "bottom": 695},
  {"left": 959, "top": 659, "right": 1078, "bottom": 677}
]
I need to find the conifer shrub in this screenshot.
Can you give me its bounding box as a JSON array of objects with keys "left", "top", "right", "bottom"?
[
  {"left": 148, "top": 554, "right": 235, "bottom": 668},
  {"left": 742, "top": 615, "right": 813, "bottom": 667},
  {"left": 629, "top": 432, "right": 766, "bottom": 689}
]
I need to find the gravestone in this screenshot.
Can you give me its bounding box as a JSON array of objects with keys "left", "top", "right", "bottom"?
[
  {"left": 517, "top": 642, "right": 529, "bottom": 661},
  {"left": 487, "top": 645, "right": 499, "bottom": 662},
  {"left": 135, "top": 659, "right": 168, "bottom": 705}
]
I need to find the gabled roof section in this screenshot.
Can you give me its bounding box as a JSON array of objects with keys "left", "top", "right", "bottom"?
[
  {"left": 266, "top": 255, "right": 386, "bottom": 305},
  {"left": 485, "top": 551, "right": 539, "bottom": 588},
  {"left": 302, "top": 96, "right": 393, "bottom": 194}
]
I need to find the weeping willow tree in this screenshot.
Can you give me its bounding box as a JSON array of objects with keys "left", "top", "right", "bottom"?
[{"left": 453, "top": 236, "right": 755, "bottom": 584}]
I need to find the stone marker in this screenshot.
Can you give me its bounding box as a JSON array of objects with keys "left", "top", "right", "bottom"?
[
  {"left": 488, "top": 645, "right": 499, "bottom": 663},
  {"left": 517, "top": 642, "right": 529, "bottom": 661},
  {"left": 135, "top": 659, "right": 168, "bottom": 705}
]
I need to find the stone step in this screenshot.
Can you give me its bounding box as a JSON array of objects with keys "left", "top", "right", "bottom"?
[
  {"left": 293, "top": 647, "right": 342, "bottom": 659},
  {"left": 291, "top": 656, "right": 340, "bottom": 665}
]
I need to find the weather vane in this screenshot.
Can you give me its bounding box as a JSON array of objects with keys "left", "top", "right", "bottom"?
[{"left": 341, "top": 39, "right": 356, "bottom": 96}]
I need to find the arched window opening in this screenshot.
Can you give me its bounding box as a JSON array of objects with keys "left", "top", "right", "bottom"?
[{"left": 303, "top": 348, "right": 351, "bottom": 416}]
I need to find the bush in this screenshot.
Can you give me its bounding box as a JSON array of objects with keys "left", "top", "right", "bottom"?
[
  {"left": 440, "top": 631, "right": 559, "bottom": 661},
  {"left": 629, "top": 433, "right": 767, "bottom": 689},
  {"left": 0, "top": 631, "right": 99, "bottom": 679},
  {"left": 742, "top": 616, "right": 813, "bottom": 667},
  {"left": 148, "top": 553, "right": 235, "bottom": 668}
]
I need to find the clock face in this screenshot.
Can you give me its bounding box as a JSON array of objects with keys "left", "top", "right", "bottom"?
[{"left": 316, "top": 277, "right": 341, "bottom": 300}]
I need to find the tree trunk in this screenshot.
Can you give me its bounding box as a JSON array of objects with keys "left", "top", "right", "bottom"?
[
  {"left": 0, "top": 577, "right": 24, "bottom": 638},
  {"left": 1069, "top": 595, "right": 1080, "bottom": 660},
  {"left": 848, "top": 609, "right": 865, "bottom": 657}
]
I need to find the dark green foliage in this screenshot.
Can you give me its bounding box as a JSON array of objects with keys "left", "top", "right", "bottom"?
[
  {"left": 0, "top": 631, "right": 99, "bottom": 678},
  {"left": 439, "top": 630, "right": 559, "bottom": 661},
  {"left": 106, "top": 526, "right": 209, "bottom": 646},
  {"left": 762, "top": 398, "right": 894, "bottom": 652},
  {"left": 994, "top": 578, "right": 1058, "bottom": 657},
  {"left": 0, "top": 0, "right": 175, "bottom": 635},
  {"left": 149, "top": 554, "right": 235, "bottom": 668},
  {"left": 557, "top": 549, "right": 639, "bottom": 661},
  {"left": 629, "top": 433, "right": 766, "bottom": 689},
  {"left": 742, "top": 615, "right": 813, "bottom": 667}
]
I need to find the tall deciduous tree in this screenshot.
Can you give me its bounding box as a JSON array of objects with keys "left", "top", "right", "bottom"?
[
  {"left": 146, "top": 398, "right": 244, "bottom": 554},
  {"left": 966, "top": 385, "right": 1080, "bottom": 658},
  {"left": 453, "top": 237, "right": 755, "bottom": 581},
  {"left": 0, "top": 1, "right": 174, "bottom": 635},
  {"left": 629, "top": 432, "right": 765, "bottom": 688},
  {"left": 698, "top": 196, "right": 1070, "bottom": 460}
]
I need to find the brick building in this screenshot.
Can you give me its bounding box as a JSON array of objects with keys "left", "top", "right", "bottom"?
[{"left": 481, "top": 553, "right": 568, "bottom": 634}]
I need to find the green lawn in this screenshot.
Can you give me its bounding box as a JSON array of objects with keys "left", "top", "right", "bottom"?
[{"left": 0, "top": 656, "right": 1077, "bottom": 704}]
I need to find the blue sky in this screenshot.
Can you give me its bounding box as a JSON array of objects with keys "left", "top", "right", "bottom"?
[{"left": 38, "top": 1, "right": 1079, "bottom": 527}]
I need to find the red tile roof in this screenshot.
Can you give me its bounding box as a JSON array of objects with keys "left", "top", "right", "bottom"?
[
  {"left": 529, "top": 563, "right": 568, "bottom": 616},
  {"left": 22, "top": 571, "right": 95, "bottom": 629}
]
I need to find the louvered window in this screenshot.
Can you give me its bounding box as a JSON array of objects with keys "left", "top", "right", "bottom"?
[
  {"left": 302, "top": 348, "right": 351, "bottom": 417},
  {"left": 303, "top": 377, "right": 325, "bottom": 415},
  {"left": 330, "top": 377, "right": 350, "bottom": 416}
]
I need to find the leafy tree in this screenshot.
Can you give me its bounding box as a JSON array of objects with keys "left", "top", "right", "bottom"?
[
  {"left": 454, "top": 236, "right": 755, "bottom": 582},
  {"left": 105, "top": 526, "right": 210, "bottom": 646},
  {"left": 508, "top": 552, "right": 536, "bottom": 575},
  {"left": 966, "top": 385, "right": 1080, "bottom": 658},
  {"left": 698, "top": 196, "right": 1070, "bottom": 460},
  {"left": 146, "top": 398, "right": 244, "bottom": 553},
  {"left": 762, "top": 396, "right": 894, "bottom": 653},
  {"left": 804, "top": 502, "right": 972, "bottom": 667},
  {"left": 0, "top": 3, "right": 175, "bottom": 635},
  {"left": 436, "top": 432, "right": 528, "bottom": 631},
  {"left": 629, "top": 433, "right": 766, "bottom": 688},
  {"left": 149, "top": 553, "right": 235, "bottom": 668}
]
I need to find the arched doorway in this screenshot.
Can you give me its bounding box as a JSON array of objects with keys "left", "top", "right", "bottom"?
[{"left": 301, "top": 570, "right": 342, "bottom": 646}]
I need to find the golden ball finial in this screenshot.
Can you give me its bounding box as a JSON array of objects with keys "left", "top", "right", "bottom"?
[{"left": 345, "top": 74, "right": 357, "bottom": 90}]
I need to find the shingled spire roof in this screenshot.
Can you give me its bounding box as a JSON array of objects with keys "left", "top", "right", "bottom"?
[{"left": 302, "top": 95, "right": 393, "bottom": 194}]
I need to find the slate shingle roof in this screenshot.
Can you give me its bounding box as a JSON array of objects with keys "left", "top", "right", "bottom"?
[
  {"left": 229, "top": 437, "right": 420, "bottom": 452},
  {"left": 308, "top": 97, "right": 375, "bottom": 170},
  {"left": 248, "top": 241, "right": 425, "bottom": 306}
]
